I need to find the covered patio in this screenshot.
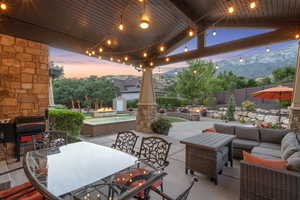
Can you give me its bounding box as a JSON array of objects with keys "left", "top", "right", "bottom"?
[{"left": 0, "top": 0, "right": 300, "bottom": 200}]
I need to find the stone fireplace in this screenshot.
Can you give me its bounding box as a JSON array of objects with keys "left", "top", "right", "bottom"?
[{"left": 0, "top": 34, "right": 49, "bottom": 159}]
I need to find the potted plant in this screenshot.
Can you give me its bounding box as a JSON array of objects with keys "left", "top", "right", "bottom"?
[{"left": 151, "top": 118, "right": 172, "bottom": 135}]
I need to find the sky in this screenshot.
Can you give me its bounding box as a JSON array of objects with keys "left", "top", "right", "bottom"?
[{"left": 49, "top": 28, "right": 297, "bottom": 78}]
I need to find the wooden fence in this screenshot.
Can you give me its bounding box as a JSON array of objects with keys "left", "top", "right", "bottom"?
[{"left": 214, "top": 83, "right": 293, "bottom": 108}]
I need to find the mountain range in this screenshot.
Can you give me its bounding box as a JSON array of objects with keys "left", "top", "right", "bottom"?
[{"left": 164, "top": 42, "right": 298, "bottom": 79}]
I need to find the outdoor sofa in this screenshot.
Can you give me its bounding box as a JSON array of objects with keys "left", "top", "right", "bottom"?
[{"left": 213, "top": 123, "right": 300, "bottom": 200}]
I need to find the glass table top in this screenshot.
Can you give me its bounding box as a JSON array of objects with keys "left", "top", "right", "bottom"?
[{"left": 24, "top": 142, "right": 165, "bottom": 200}]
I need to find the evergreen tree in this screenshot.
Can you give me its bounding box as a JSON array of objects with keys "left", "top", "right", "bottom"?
[{"left": 225, "top": 95, "right": 236, "bottom": 121}]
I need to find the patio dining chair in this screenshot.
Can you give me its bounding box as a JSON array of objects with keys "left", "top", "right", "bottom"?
[
  {"left": 0, "top": 167, "right": 44, "bottom": 200},
  {"left": 111, "top": 131, "right": 139, "bottom": 154},
  {"left": 33, "top": 130, "right": 68, "bottom": 150}
]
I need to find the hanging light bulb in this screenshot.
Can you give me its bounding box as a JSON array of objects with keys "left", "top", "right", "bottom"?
[
  {"left": 296, "top": 34, "right": 300, "bottom": 39},
  {"left": 124, "top": 56, "right": 128, "bottom": 61},
  {"left": 159, "top": 45, "right": 165, "bottom": 52},
  {"left": 165, "top": 57, "right": 170, "bottom": 62},
  {"left": 239, "top": 57, "right": 244, "bottom": 63},
  {"left": 85, "top": 50, "right": 89, "bottom": 54},
  {"left": 107, "top": 39, "right": 112, "bottom": 46},
  {"left": 99, "top": 47, "right": 103, "bottom": 53},
  {"left": 98, "top": 56, "right": 102, "bottom": 59},
  {"left": 143, "top": 68, "right": 146, "bottom": 72},
  {"left": 228, "top": 6, "right": 234, "bottom": 14},
  {"left": 193, "top": 70, "right": 197, "bottom": 74},
  {"left": 110, "top": 57, "right": 114, "bottom": 61},
  {"left": 184, "top": 46, "right": 189, "bottom": 52},
  {"left": 188, "top": 29, "right": 194, "bottom": 37},
  {"left": 266, "top": 48, "right": 270, "bottom": 53},
  {"left": 117, "top": 59, "right": 121, "bottom": 63},
  {"left": 212, "top": 31, "right": 217, "bottom": 36},
  {"left": 91, "top": 51, "right": 95, "bottom": 55},
  {"left": 215, "top": 65, "right": 219, "bottom": 69},
  {"left": 0, "top": 2, "right": 7, "bottom": 10},
  {"left": 143, "top": 52, "right": 148, "bottom": 58},
  {"left": 137, "top": 0, "right": 143, "bottom": 2},
  {"left": 250, "top": 2, "right": 256, "bottom": 9},
  {"left": 118, "top": 15, "right": 124, "bottom": 31},
  {"left": 139, "top": 64, "right": 143, "bottom": 68},
  {"left": 150, "top": 61, "right": 154, "bottom": 66},
  {"left": 140, "top": 0, "right": 150, "bottom": 29}
]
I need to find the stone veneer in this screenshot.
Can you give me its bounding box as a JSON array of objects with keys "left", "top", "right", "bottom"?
[
  {"left": 136, "top": 104, "right": 156, "bottom": 132},
  {"left": 0, "top": 34, "right": 49, "bottom": 159},
  {"left": 289, "top": 108, "right": 300, "bottom": 131}
]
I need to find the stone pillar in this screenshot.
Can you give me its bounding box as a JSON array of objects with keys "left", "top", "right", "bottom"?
[
  {"left": 289, "top": 40, "right": 300, "bottom": 131},
  {"left": 136, "top": 67, "right": 156, "bottom": 133}
]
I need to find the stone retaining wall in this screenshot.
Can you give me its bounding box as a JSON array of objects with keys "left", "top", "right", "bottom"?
[{"left": 207, "top": 107, "right": 289, "bottom": 128}]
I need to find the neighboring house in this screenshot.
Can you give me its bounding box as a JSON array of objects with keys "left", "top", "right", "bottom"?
[{"left": 112, "top": 78, "right": 141, "bottom": 100}]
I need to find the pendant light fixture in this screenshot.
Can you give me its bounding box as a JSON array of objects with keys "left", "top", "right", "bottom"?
[
  {"left": 140, "top": 0, "right": 150, "bottom": 29},
  {"left": 0, "top": 2, "right": 7, "bottom": 10},
  {"left": 118, "top": 15, "right": 124, "bottom": 31}
]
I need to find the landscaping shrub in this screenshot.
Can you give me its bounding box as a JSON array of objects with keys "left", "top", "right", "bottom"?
[
  {"left": 242, "top": 100, "right": 256, "bottom": 111},
  {"left": 203, "top": 96, "right": 217, "bottom": 107},
  {"left": 277, "top": 99, "right": 291, "bottom": 107},
  {"left": 225, "top": 95, "right": 236, "bottom": 121},
  {"left": 49, "top": 109, "right": 84, "bottom": 136},
  {"left": 127, "top": 99, "right": 138, "bottom": 108},
  {"left": 151, "top": 118, "right": 172, "bottom": 135},
  {"left": 156, "top": 97, "right": 182, "bottom": 108}
]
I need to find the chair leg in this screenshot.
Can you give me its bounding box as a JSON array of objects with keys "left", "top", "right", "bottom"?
[{"left": 160, "top": 183, "right": 164, "bottom": 200}]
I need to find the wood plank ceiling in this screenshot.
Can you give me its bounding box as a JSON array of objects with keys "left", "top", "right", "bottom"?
[{"left": 1, "top": 0, "right": 300, "bottom": 66}]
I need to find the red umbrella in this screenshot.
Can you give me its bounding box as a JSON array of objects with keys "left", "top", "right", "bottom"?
[{"left": 251, "top": 85, "right": 293, "bottom": 126}]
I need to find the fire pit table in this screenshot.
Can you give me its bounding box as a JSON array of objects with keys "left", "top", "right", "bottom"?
[{"left": 180, "top": 132, "right": 235, "bottom": 185}]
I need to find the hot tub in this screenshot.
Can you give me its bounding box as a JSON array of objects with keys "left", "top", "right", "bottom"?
[{"left": 81, "top": 115, "right": 136, "bottom": 137}]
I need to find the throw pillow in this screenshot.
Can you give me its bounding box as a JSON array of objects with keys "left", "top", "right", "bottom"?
[
  {"left": 243, "top": 151, "right": 287, "bottom": 169},
  {"left": 287, "top": 151, "right": 300, "bottom": 172}
]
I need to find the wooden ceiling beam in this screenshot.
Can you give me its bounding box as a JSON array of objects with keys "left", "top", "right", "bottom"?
[{"left": 154, "top": 28, "right": 297, "bottom": 66}]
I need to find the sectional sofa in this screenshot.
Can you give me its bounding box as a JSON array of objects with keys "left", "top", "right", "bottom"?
[{"left": 213, "top": 123, "right": 300, "bottom": 200}]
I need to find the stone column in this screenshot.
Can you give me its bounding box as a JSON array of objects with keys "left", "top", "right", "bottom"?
[
  {"left": 289, "top": 40, "right": 300, "bottom": 131},
  {"left": 136, "top": 67, "right": 156, "bottom": 133}
]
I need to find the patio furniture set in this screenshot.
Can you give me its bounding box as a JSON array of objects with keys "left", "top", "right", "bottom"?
[
  {"left": 0, "top": 131, "right": 196, "bottom": 200},
  {"left": 205, "top": 123, "right": 300, "bottom": 200}
]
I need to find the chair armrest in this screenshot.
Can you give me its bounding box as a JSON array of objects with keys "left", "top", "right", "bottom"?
[{"left": 240, "top": 160, "right": 300, "bottom": 200}]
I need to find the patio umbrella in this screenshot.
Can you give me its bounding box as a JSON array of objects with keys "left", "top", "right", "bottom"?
[{"left": 250, "top": 85, "right": 293, "bottom": 126}]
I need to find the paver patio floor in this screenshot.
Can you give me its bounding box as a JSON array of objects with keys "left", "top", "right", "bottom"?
[{"left": 6, "top": 117, "right": 240, "bottom": 200}]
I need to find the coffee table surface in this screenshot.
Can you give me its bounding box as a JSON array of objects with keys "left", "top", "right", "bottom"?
[{"left": 180, "top": 132, "right": 235, "bottom": 151}]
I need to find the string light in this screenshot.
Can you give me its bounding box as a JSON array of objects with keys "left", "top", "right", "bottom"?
[
  {"left": 165, "top": 57, "right": 170, "bottom": 62},
  {"left": 296, "top": 34, "right": 300, "bottom": 39},
  {"left": 212, "top": 31, "right": 217, "bottom": 36},
  {"left": 91, "top": 51, "right": 95, "bottom": 55},
  {"left": 85, "top": 50, "right": 89, "bottom": 54},
  {"left": 215, "top": 65, "right": 219, "bottom": 69},
  {"left": 110, "top": 57, "right": 114, "bottom": 61},
  {"left": 184, "top": 46, "right": 189, "bottom": 52},
  {"left": 0, "top": 2, "right": 7, "bottom": 10},
  {"left": 137, "top": 0, "right": 143, "bottom": 2},
  {"left": 117, "top": 59, "right": 121, "bottom": 63},
  {"left": 228, "top": 6, "right": 234, "bottom": 14},
  {"left": 143, "top": 68, "right": 146, "bottom": 72},
  {"left": 99, "top": 47, "right": 103, "bottom": 53},
  {"left": 143, "top": 52, "right": 148, "bottom": 58},
  {"left": 239, "top": 57, "right": 244, "bottom": 63},
  {"left": 150, "top": 61, "right": 154, "bottom": 66},
  {"left": 107, "top": 39, "right": 112, "bottom": 46},
  {"left": 118, "top": 15, "right": 124, "bottom": 31},
  {"left": 124, "top": 56, "right": 128, "bottom": 61},
  {"left": 250, "top": 2, "right": 256, "bottom": 9},
  {"left": 265, "top": 48, "right": 270, "bottom": 53},
  {"left": 193, "top": 70, "right": 197, "bottom": 74},
  {"left": 188, "top": 29, "right": 194, "bottom": 37},
  {"left": 139, "top": 64, "right": 143, "bottom": 68},
  {"left": 159, "top": 45, "right": 165, "bottom": 52},
  {"left": 98, "top": 56, "right": 102, "bottom": 59}
]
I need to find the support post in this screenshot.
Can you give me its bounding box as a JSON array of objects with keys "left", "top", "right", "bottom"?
[
  {"left": 289, "top": 40, "right": 300, "bottom": 131},
  {"left": 136, "top": 67, "right": 157, "bottom": 133}
]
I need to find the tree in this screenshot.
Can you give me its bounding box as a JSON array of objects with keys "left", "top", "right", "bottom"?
[
  {"left": 214, "top": 71, "right": 248, "bottom": 91},
  {"left": 272, "top": 66, "right": 295, "bottom": 83},
  {"left": 246, "top": 78, "right": 258, "bottom": 88},
  {"left": 175, "top": 59, "right": 216, "bottom": 105},
  {"left": 225, "top": 95, "right": 236, "bottom": 121},
  {"left": 257, "top": 76, "right": 272, "bottom": 86},
  {"left": 49, "top": 61, "right": 64, "bottom": 79}
]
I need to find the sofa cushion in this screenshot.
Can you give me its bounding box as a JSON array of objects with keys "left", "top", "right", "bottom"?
[
  {"left": 233, "top": 139, "right": 259, "bottom": 150},
  {"left": 260, "top": 128, "right": 289, "bottom": 144},
  {"left": 259, "top": 143, "right": 281, "bottom": 150},
  {"left": 252, "top": 147, "right": 281, "bottom": 158},
  {"left": 251, "top": 152, "right": 282, "bottom": 160},
  {"left": 235, "top": 126, "right": 259, "bottom": 141},
  {"left": 287, "top": 151, "right": 300, "bottom": 172},
  {"left": 281, "top": 132, "right": 300, "bottom": 160},
  {"left": 214, "top": 124, "right": 235, "bottom": 135},
  {"left": 243, "top": 151, "right": 287, "bottom": 169}
]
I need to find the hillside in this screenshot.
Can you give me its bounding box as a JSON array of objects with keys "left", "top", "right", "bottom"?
[{"left": 164, "top": 42, "right": 298, "bottom": 79}]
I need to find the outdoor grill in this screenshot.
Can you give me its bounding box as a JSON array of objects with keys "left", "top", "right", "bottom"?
[{"left": 15, "top": 116, "right": 46, "bottom": 161}]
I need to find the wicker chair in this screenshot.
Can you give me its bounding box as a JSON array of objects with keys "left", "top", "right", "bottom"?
[
  {"left": 33, "top": 130, "right": 68, "bottom": 150},
  {"left": 111, "top": 131, "right": 139, "bottom": 154}
]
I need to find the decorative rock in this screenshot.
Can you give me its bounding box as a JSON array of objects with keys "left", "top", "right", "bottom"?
[
  {"left": 256, "top": 114, "right": 265, "bottom": 121},
  {"left": 264, "top": 115, "right": 279, "bottom": 124}
]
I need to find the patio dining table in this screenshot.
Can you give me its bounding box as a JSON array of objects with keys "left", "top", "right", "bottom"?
[{"left": 23, "top": 141, "right": 166, "bottom": 200}]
